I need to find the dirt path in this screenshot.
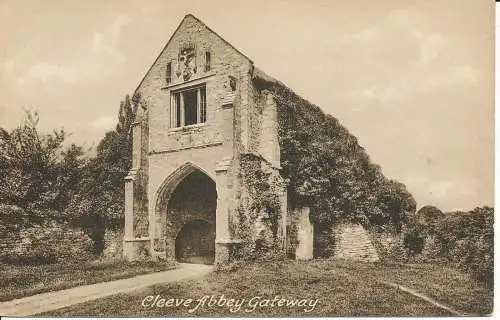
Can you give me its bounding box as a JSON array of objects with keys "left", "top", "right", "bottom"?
[{"left": 0, "top": 263, "right": 213, "bottom": 316}]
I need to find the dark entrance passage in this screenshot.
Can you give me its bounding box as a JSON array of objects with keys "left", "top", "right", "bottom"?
[
  {"left": 175, "top": 220, "right": 215, "bottom": 265},
  {"left": 165, "top": 169, "right": 217, "bottom": 264},
  {"left": 313, "top": 222, "right": 335, "bottom": 258}
]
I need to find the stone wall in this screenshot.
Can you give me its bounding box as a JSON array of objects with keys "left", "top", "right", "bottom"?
[
  {"left": 248, "top": 88, "right": 281, "bottom": 168},
  {"left": 103, "top": 229, "right": 124, "bottom": 260},
  {"left": 1, "top": 221, "right": 93, "bottom": 263},
  {"left": 332, "top": 222, "right": 379, "bottom": 262},
  {"left": 286, "top": 210, "right": 380, "bottom": 263}
]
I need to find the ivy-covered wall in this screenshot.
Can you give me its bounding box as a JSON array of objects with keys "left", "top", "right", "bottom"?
[
  {"left": 252, "top": 68, "right": 416, "bottom": 232},
  {"left": 232, "top": 153, "right": 286, "bottom": 260}
]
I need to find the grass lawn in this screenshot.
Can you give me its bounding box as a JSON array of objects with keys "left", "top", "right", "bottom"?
[
  {"left": 42, "top": 259, "right": 493, "bottom": 317},
  {"left": 0, "top": 259, "right": 177, "bottom": 302},
  {"left": 337, "top": 260, "right": 493, "bottom": 316}
]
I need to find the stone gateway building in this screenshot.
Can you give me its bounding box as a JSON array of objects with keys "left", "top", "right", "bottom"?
[{"left": 123, "top": 14, "right": 379, "bottom": 265}]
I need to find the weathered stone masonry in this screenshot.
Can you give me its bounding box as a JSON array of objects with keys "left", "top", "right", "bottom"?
[{"left": 123, "top": 14, "right": 378, "bottom": 264}]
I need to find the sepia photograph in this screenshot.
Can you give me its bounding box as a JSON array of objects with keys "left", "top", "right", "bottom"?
[{"left": 0, "top": 0, "right": 495, "bottom": 317}]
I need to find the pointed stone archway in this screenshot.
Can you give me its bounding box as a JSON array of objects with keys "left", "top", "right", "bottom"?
[{"left": 153, "top": 163, "right": 217, "bottom": 263}]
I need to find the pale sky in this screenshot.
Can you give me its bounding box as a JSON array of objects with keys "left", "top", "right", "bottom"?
[{"left": 0, "top": 0, "right": 494, "bottom": 212}]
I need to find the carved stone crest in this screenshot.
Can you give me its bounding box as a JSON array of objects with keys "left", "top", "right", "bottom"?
[{"left": 176, "top": 44, "right": 197, "bottom": 81}]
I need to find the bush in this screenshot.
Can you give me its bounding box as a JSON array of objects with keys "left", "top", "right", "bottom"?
[
  {"left": 402, "top": 206, "right": 493, "bottom": 286},
  {"left": 412, "top": 235, "right": 446, "bottom": 263},
  {"left": 448, "top": 234, "right": 493, "bottom": 286},
  {"left": 383, "top": 240, "right": 409, "bottom": 263},
  {"left": 0, "top": 204, "right": 27, "bottom": 259},
  {"left": 403, "top": 230, "right": 424, "bottom": 256},
  {"left": 435, "top": 207, "right": 493, "bottom": 286},
  {"left": 368, "top": 230, "right": 409, "bottom": 263}
]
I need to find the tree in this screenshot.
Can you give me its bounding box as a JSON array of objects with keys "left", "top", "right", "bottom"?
[
  {"left": 373, "top": 180, "right": 417, "bottom": 232},
  {"left": 414, "top": 205, "right": 443, "bottom": 228},
  {"left": 67, "top": 94, "right": 138, "bottom": 253},
  {"left": 0, "top": 97, "right": 139, "bottom": 255},
  {"left": 0, "top": 110, "right": 85, "bottom": 221}
]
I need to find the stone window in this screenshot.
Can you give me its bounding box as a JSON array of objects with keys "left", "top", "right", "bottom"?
[
  {"left": 166, "top": 62, "right": 172, "bottom": 84},
  {"left": 205, "top": 51, "right": 211, "bottom": 71},
  {"left": 170, "top": 84, "right": 207, "bottom": 128}
]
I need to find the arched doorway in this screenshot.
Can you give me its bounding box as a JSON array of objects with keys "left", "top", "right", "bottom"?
[
  {"left": 158, "top": 168, "right": 216, "bottom": 264},
  {"left": 175, "top": 220, "right": 215, "bottom": 264}
]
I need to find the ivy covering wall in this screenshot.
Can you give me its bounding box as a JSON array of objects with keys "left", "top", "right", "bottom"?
[
  {"left": 252, "top": 69, "right": 416, "bottom": 232},
  {"left": 234, "top": 153, "right": 285, "bottom": 260}
]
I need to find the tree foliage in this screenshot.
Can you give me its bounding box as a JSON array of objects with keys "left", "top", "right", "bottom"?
[
  {"left": 66, "top": 94, "right": 138, "bottom": 253},
  {"left": 0, "top": 110, "right": 86, "bottom": 220},
  {"left": 403, "top": 206, "right": 493, "bottom": 286},
  {"left": 0, "top": 94, "right": 138, "bottom": 256},
  {"left": 414, "top": 205, "right": 443, "bottom": 230}
]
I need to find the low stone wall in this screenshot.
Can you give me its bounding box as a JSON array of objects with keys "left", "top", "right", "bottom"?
[
  {"left": 332, "top": 222, "right": 379, "bottom": 262},
  {"left": 286, "top": 207, "right": 379, "bottom": 262},
  {"left": 0, "top": 231, "right": 20, "bottom": 260},
  {"left": 0, "top": 205, "right": 134, "bottom": 264},
  {"left": 1, "top": 222, "right": 93, "bottom": 264}
]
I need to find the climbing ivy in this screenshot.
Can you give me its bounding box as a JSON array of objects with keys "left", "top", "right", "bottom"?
[
  {"left": 234, "top": 153, "right": 284, "bottom": 260},
  {"left": 253, "top": 75, "right": 416, "bottom": 231}
]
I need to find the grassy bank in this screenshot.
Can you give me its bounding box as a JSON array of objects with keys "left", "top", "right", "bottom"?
[
  {"left": 0, "top": 259, "right": 177, "bottom": 302},
  {"left": 43, "top": 259, "right": 492, "bottom": 317}
]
